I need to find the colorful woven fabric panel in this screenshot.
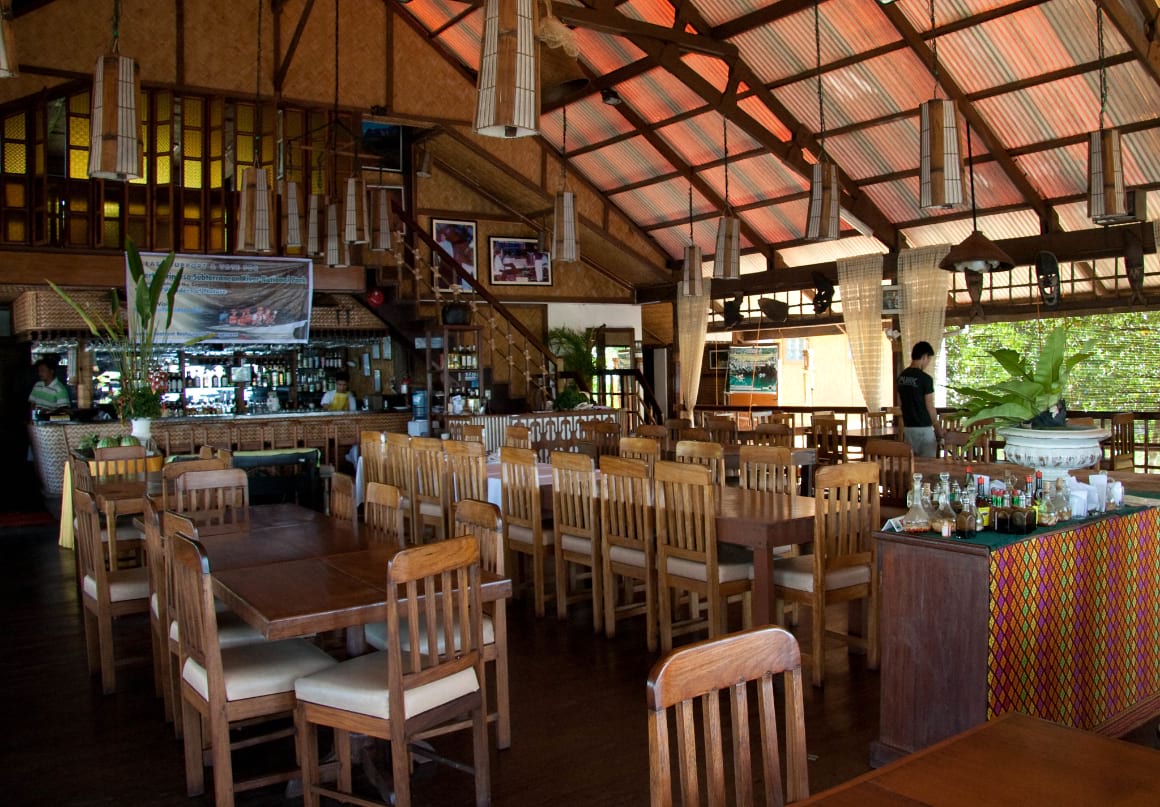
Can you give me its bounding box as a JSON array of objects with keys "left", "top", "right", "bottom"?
[{"left": 988, "top": 508, "right": 1160, "bottom": 728}]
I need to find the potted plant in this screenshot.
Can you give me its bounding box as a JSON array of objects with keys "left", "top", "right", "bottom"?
[
  {"left": 49, "top": 238, "right": 186, "bottom": 434},
  {"left": 950, "top": 324, "right": 1104, "bottom": 481},
  {"left": 548, "top": 326, "right": 598, "bottom": 411}
]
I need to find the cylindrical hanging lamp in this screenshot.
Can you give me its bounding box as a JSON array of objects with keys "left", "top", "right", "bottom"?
[
  {"left": 325, "top": 198, "right": 347, "bottom": 267},
  {"left": 1, "top": 2, "right": 19, "bottom": 78},
  {"left": 306, "top": 193, "right": 323, "bottom": 256},
  {"left": 919, "top": 98, "right": 965, "bottom": 209},
  {"left": 682, "top": 245, "right": 704, "bottom": 296},
  {"left": 237, "top": 166, "right": 273, "bottom": 253},
  {"left": 344, "top": 175, "right": 369, "bottom": 245},
  {"left": 553, "top": 105, "right": 579, "bottom": 262},
  {"left": 474, "top": 0, "right": 539, "bottom": 138},
  {"left": 1088, "top": 127, "right": 1126, "bottom": 222},
  {"left": 806, "top": 160, "right": 840, "bottom": 241},
  {"left": 282, "top": 180, "right": 303, "bottom": 249},
  {"left": 88, "top": 53, "right": 142, "bottom": 180},
  {"left": 369, "top": 186, "right": 392, "bottom": 252}
]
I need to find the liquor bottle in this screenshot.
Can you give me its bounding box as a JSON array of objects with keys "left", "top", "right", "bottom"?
[
  {"left": 976, "top": 476, "right": 990, "bottom": 529},
  {"left": 956, "top": 481, "right": 978, "bottom": 540}
]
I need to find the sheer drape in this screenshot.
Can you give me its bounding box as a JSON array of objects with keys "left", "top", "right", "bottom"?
[
  {"left": 677, "top": 279, "right": 711, "bottom": 419},
  {"left": 837, "top": 255, "right": 886, "bottom": 412},
  {"left": 898, "top": 245, "right": 952, "bottom": 382}
]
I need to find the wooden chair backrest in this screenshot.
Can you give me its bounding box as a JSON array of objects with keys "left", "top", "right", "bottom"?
[
  {"left": 550, "top": 450, "right": 598, "bottom": 548},
  {"left": 173, "top": 468, "right": 250, "bottom": 534},
  {"left": 679, "top": 427, "right": 711, "bottom": 443},
  {"left": 504, "top": 425, "right": 531, "bottom": 449},
  {"left": 634, "top": 424, "right": 669, "bottom": 449},
  {"left": 92, "top": 444, "right": 148, "bottom": 482},
  {"left": 599, "top": 455, "right": 653, "bottom": 564},
  {"left": 738, "top": 444, "right": 796, "bottom": 495},
  {"left": 384, "top": 432, "right": 412, "bottom": 494},
  {"left": 364, "top": 482, "right": 406, "bottom": 548},
  {"left": 142, "top": 494, "right": 165, "bottom": 617},
  {"left": 169, "top": 526, "right": 226, "bottom": 705},
  {"left": 161, "top": 457, "right": 229, "bottom": 511},
  {"left": 70, "top": 456, "right": 94, "bottom": 493},
  {"left": 748, "top": 410, "right": 775, "bottom": 427},
  {"left": 812, "top": 419, "right": 846, "bottom": 466},
  {"left": 499, "top": 445, "right": 542, "bottom": 539},
  {"left": 675, "top": 440, "right": 726, "bottom": 486},
  {"left": 753, "top": 422, "right": 793, "bottom": 448},
  {"left": 704, "top": 417, "right": 738, "bottom": 445},
  {"left": 459, "top": 424, "right": 486, "bottom": 444},
  {"left": 410, "top": 437, "right": 447, "bottom": 512},
  {"left": 619, "top": 436, "right": 660, "bottom": 474},
  {"left": 813, "top": 462, "right": 879, "bottom": 575},
  {"left": 653, "top": 460, "right": 716, "bottom": 566},
  {"left": 445, "top": 439, "right": 488, "bottom": 522},
  {"left": 386, "top": 536, "right": 484, "bottom": 691},
  {"left": 581, "top": 420, "right": 621, "bottom": 456},
  {"left": 665, "top": 418, "right": 692, "bottom": 449},
  {"left": 865, "top": 411, "right": 890, "bottom": 432},
  {"left": 330, "top": 472, "right": 356, "bottom": 522},
  {"left": 73, "top": 487, "right": 105, "bottom": 594},
  {"left": 937, "top": 412, "right": 965, "bottom": 433},
  {"left": 646, "top": 626, "right": 809, "bottom": 807},
  {"left": 864, "top": 438, "right": 914, "bottom": 508},
  {"left": 1109, "top": 412, "right": 1135, "bottom": 470},
  {"left": 360, "top": 430, "right": 387, "bottom": 487},
  {"left": 941, "top": 429, "right": 986, "bottom": 463},
  {"left": 453, "top": 499, "right": 503, "bottom": 576}
]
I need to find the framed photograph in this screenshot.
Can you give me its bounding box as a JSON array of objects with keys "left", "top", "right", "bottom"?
[
  {"left": 431, "top": 219, "right": 477, "bottom": 290},
  {"left": 373, "top": 369, "right": 382, "bottom": 393},
  {"left": 727, "top": 346, "right": 779, "bottom": 393},
  {"left": 708, "top": 348, "right": 730, "bottom": 370},
  {"left": 882, "top": 284, "right": 901, "bottom": 315},
  {"left": 360, "top": 119, "right": 403, "bottom": 172},
  {"left": 488, "top": 236, "right": 552, "bottom": 286}
]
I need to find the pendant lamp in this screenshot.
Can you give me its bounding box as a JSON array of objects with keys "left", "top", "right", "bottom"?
[
  {"left": 306, "top": 192, "right": 323, "bottom": 256},
  {"left": 804, "top": 0, "right": 839, "bottom": 241},
  {"left": 320, "top": 0, "right": 346, "bottom": 266},
  {"left": 939, "top": 121, "right": 1014, "bottom": 274},
  {"left": 713, "top": 118, "right": 741, "bottom": 278},
  {"left": 681, "top": 186, "right": 705, "bottom": 296},
  {"left": 236, "top": 0, "right": 272, "bottom": 253},
  {"left": 282, "top": 180, "right": 303, "bottom": 249},
  {"left": 88, "top": 0, "right": 142, "bottom": 181},
  {"left": 1087, "top": 9, "right": 1131, "bottom": 224},
  {"left": 344, "top": 175, "right": 369, "bottom": 245},
  {"left": 1, "top": 1, "right": 18, "bottom": 78},
  {"left": 369, "top": 186, "right": 392, "bottom": 252},
  {"left": 475, "top": 0, "right": 539, "bottom": 138},
  {"left": 918, "top": 2, "right": 965, "bottom": 210},
  {"left": 325, "top": 198, "right": 347, "bottom": 268},
  {"left": 553, "top": 105, "right": 579, "bottom": 262}
]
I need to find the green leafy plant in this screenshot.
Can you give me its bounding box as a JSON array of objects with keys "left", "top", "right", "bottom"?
[
  {"left": 49, "top": 238, "right": 187, "bottom": 420},
  {"left": 553, "top": 384, "right": 589, "bottom": 411},
  {"left": 548, "top": 326, "right": 598, "bottom": 392},
  {"left": 950, "top": 325, "right": 1093, "bottom": 441}
]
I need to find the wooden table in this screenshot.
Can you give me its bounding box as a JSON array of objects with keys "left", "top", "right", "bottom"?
[{"left": 800, "top": 712, "right": 1160, "bottom": 805}]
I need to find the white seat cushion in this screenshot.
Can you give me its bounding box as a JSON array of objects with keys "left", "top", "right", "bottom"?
[
  {"left": 664, "top": 544, "right": 753, "bottom": 584},
  {"left": 170, "top": 611, "right": 265, "bottom": 649},
  {"left": 363, "top": 614, "right": 494, "bottom": 653},
  {"left": 102, "top": 522, "right": 142, "bottom": 543},
  {"left": 294, "top": 650, "right": 479, "bottom": 720},
  {"left": 417, "top": 500, "right": 443, "bottom": 518},
  {"left": 560, "top": 534, "right": 595, "bottom": 556},
  {"left": 772, "top": 554, "right": 870, "bottom": 593},
  {"left": 182, "top": 639, "right": 335, "bottom": 702},
  {"left": 83, "top": 567, "right": 149, "bottom": 603},
  {"left": 507, "top": 524, "right": 554, "bottom": 546},
  {"left": 150, "top": 592, "right": 160, "bottom": 618},
  {"left": 608, "top": 545, "right": 647, "bottom": 568}
]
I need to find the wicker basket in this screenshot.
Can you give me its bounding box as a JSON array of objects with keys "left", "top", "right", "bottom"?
[{"left": 13, "top": 290, "right": 114, "bottom": 336}]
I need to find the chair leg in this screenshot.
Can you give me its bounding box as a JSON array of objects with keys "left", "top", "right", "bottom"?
[
  {"left": 659, "top": 577, "right": 673, "bottom": 653},
  {"left": 83, "top": 607, "right": 100, "bottom": 675},
  {"left": 742, "top": 590, "right": 753, "bottom": 630},
  {"left": 390, "top": 729, "right": 412, "bottom": 807},
  {"left": 98, "top": 610, "right": 116, "bottom": 694},
  {"left": 169, "top": 646, "right": 184, "bottom": 738},
  {"left": 335, "top": 728, "right": 352, "bottom": 793},
  {"left": 495, "top": 648, "right": 511, "bottom": 750},
  {"left": 602, "top": 560, "right": 617, "bottom": 639},
  {"left": 811, "top": 597, "right": 826, "bottom": 688},
  {"left": 210, "top": 711, "right": 235, "bottom": 807},
  {"left": 706, "top": 591, "right": 721, "bottom": 639},
  {"left": 182, "top": 697, "right": 205, "bottom": 797},
  {"left": 867, "top": 589, "right": 880, "bottom": 670},
  {"left": 555, "top": 549, "right": 568, "bottom": 621},
  {"left": 296, "top": 707, "right": 320, "bottom": 807},
  {"left": 532, "top": 548, "right": 546, "bottom": 618},
  {"left": 473, "top": 700, "right": 492, "bottom": 807},
  {"left": 591, "top": 558, "right": 603, "bottom": 634},
  {"left": 645, "top": 571, "right": 658, "bottom": 654},
  {"left": 150, "top": 623, "right": 163, "bottom": 698}
]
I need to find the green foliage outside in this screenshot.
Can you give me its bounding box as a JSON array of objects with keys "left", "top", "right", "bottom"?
[{"left": 945, "top": 313, "right": 1160, "bottom": 411}]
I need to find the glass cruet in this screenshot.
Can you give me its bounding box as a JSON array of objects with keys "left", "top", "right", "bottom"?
[{"left": 902, "top": 473, "right": 932, "bottom": 533}]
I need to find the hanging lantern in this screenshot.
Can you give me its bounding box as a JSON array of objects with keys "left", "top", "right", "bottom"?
[
  {"left": 806, "top": 160, "right": 840, "bottom": 241},
  {"left": 343, "top": 175, "right": 368, "bottom": 245},
  {"left": 474, "top": 0, "right": 539, "bottom": 138},
  {"left": 1088, "top": 128, "right": 1127, "bottom": 223},
  {"left": 88, "top": 53, "right": 142, "bottom": 180},
  {"left": 712, "top": 216, "right": 740, "bottom": 279},
  {"left": 681, "top": 245, "right": 704, "bottom": 297},
  {"left": 369, "top": 186, "right": 392, "bottom": 252},
  {"left": 325, "top": 198, "right": 347, "bottom": 267},
  {"left": 306, "top": 193, "right": 323, "bottom": 256},
  {"left": 282, "top": 180, "right": 303, "bottom": 249},
  {"left": 1, "top": 3, "right": 19, "bottom": 79},
  {"left": 919, "top": 98, "right": 965, "bottom": 210},
  {"left": 236, "top": 166, "right": 273, "bottom": 253},
  {"left": 553, "top": 190, "right": 578, "bottom": 263}
]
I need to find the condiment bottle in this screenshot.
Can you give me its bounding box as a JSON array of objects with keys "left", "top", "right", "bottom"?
[
  {"left": 902, "top": 474, "right": 932, "bottom": 533},
  {"left": 956, "top": 481, "right": 978, "bottom": 540},
  {"left": 975, "top": 476, "right": 991, "bottom": 529}
]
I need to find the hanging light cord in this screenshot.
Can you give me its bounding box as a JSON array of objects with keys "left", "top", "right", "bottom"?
[
  {"left": 253, "top": 0, "right": 262, "bottom": 170},
  {"left": 929, "top": 0, "right": 939, "bottom": 100},
  {"left": 329, "top": 0, "right": 339, "bottom": 197},
  {"left": 688, "top": 184, "right": 694, "bottom": 244},
  {"left": 1097, "top": 5, "right": 1107, "bottom": 131},
  {"left": 561, "top": 105, "right": 568, "bottom": 187},
  {"left": 814, "top": 0, "right": 825, "bottom": 158},
  {"left": 111, "top": 0, "right": 121, "bottom": 53},
  {"left": 722, "top": 116, "right": 730, "bottom": 213}
]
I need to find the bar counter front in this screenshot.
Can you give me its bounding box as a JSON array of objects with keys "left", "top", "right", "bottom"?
[{"left": 872, "top": 505, "right": 1160, "bottom": 767}]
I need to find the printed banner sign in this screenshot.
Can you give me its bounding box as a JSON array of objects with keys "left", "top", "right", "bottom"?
[
  {"left": 726, "top": 345, "right": 779, "bottom": 393},
  {"left": 131, "top": 253, "right": 313, "bottom": 344}
]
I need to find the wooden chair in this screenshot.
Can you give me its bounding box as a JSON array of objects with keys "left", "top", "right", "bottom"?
[
  {"left": 161, "top": 457, "right": 230, "bottom": 512},
  {"left": 384, "top": 432, "right": 415, "bottom": 539},
  {"left": 410, "top": 437, "right": 448, "bottom": 543},
  {"left": 1104, "top": 412, "right": 1135, "bottom": 471},
  {"left": 748, "top": 410, "right": 775, "bottom": 427},
  {"left": 445, "top": 439, "right": 488, "bottom": 532},
  {"left": 675, "top": 440, "right": 726, "bottom": 487},
  {"left": 360, "top": 429, "right": 387, "bottom": 494},
  {"left": 812, "top": 418, "right": 847, "bottom": 466},
  {"left": 551, "top": 451, "right": 602, "bottom": 632},
  {"left": 704, "top": 416, "right": 738, "bottom": 445},
  {"left": 941, "top": 429, "right": 986, "bottom": 463},
  {"left": 753, "top": 422, "right": 794, "bottom": 449},
  {"left": 600, "top": 455, "right": 657, "bottom": 652},
  {"left": 92, "top": 443, "right": 149, "bottom": 483},
  {"left": 865, "top": 438, "right": 914, "bottom": 509},
  {"left": 646, "top": 626, "right": 809, "bottom": 806},
  {"left": 765, "top": 410, "right": 796, "bottom": 429},
  {"left": 581, "top": 420, "right": 621, "bottom": 457},
  {"left": 363, "top": 481, "right": 407, "bottom": 548},
  {"left": 295, "top": 536, "right": 491, "bottom": 807},
  {"left": 460, "top": 424, "right": 486, "bottom": 444},
  {"left": 619, "top": 435, "right": 660, "bottom": 474},
  {"left": 773, "top": 462, "right": 880, "bottom": 687},
  {"left": 665, "top": 417, "right": 692, "bottom": 450},
  {"left": 173, "top": 468, "right": 250, "bottom": 535},
  {"left": 329, "top": 472, "right": 356, "bottom": 522},
  {"left": 678, "top": 426, "right": 711, "bottom": 443},
  {"left": 654, "top": 460, "right": 753, "bottom": 653},
  {"left": 504, "top": 424, "right": 531, "bottom": 449},
  {"left": 75, "top": 487, "right": 150, "bottom": 694},
  {"left": 500, "top": 446, "right": 554, "bottom": 618},
  {"left": 634, "top": 423, "right": 669, "bottom": 450},
  {"left": 738, "top": 444, "right": 796, "bottom": 496},
  {"left": 865, "top": 410, "right": 890, "bottom": 433},
  {"left": 170, "top": 529, "right": 335, "bottom": 807}
]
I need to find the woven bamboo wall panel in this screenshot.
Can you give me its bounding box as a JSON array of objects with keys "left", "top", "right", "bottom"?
[
  {"left": 279, "top": 0, "right": 388, "bottom": 109},
  {"left": 184, "top": 2, "right": 273, "bottom": 96},
  {"left": 13, "top": 290, "right": 114, "bottom": 335},
  {"left": 465, "top": 127, "right": 545, "bottom": 187},
  {"left": 390, "top": 17, "right": 473, "bottom": 121},
  {"left": 641, "top": 302, "right": 674, "bottom": 345}
]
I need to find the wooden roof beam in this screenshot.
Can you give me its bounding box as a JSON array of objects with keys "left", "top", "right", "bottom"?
[
  {"left": 1097, "top": 0, "right": 1160, "bottom": 85},
  {"left": 274, "top": 0, "right": 316, "bottom": 93},
  {"left": 551, "top": 5, "right": 738, "bottom": 60}
]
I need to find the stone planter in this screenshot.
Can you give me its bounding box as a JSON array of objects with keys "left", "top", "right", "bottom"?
[{"left": 998, "top": 425, "right": 1109, "bottom": 482}]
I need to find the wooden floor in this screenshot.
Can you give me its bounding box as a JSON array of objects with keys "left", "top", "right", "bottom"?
[{"left": 3, "top": 522, "right": 1157, "bottom": 806}]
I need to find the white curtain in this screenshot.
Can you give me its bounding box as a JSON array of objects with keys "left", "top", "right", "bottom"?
[
  {"left": 898, "top": 245, "right": 952, "bottom": 382},
  {"left": 677, "top": 279, "right": 711, "bottom": 419},
  {"left": 837, "top": 255, "right": 886, "bottom": 411}
]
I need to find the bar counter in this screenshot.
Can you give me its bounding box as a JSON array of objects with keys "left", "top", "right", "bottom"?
[{"left": 29, "top": 410, "right": 412, "bottom": 497}]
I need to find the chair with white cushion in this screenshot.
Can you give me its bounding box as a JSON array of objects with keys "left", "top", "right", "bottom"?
[
  {"left": 600, "top": 455, "right": 657, "bottom": 651},
  {"left": 410, "top": 437, "right": 448, "bottom": 543},
  {"left": 170, "top": 527, "right": 335, "bottom": 807},
  {"left": 295, "top": 536, "right": 491, "bottom": 807},
  {"left": 551, "top": 450, "right": 602, "bottom": 632},
  {"left": 173, "top": 468, "right": 250, "bottom": 535},
  {"left": 445, "top": 439, "right": 488, "bottom": 533},
  {"left": 384, "top": 432, "right": 414, "bottom": 540},
  {"left": 772, "top": 461, "right": 880, "bottom": 687},
  {"left": 363, "top": 481, "right": 406, "bottom": 548},
  {"left": 500, "top": 445, "right": 554, "bottom": 617}
]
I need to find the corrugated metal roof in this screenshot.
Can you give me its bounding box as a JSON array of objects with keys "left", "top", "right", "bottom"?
[
  {"left": 736, "top": 95, "right": 793, "bottom": 143},
  {"left": 610, "top": 177, "right": 713, "bottom": 228},
  {"left": 618, "top": 0, "right": 676, "bottom": 28},
  {"left": 901, "top": 209, "right": 1041, "bottom": 248},
  {"left": 617, "top": 68, "right": 709, "bottom": 124},
  {"left": 574, "top": 29, "right": 645, "bottom": 75},
  {"left": 700, "top": 153, "right": 809, "bottom": 206},
  {"left": 740, "top": 198, "right": 812, "bottom": 245},
  {"left": 404, "top": 0, "right": 475, "bottom": 32},
  {"left": 650, "top": 217, "right": 723, "bottom": 258},
  {"left": 680, "top": 53, "right": 732, "bottom": 94},
  {"left": 895, "top": 0, "right": 1021, "bottom": 30},
  {"left": 570, "top": 136, "right": 675, "bottom": 190},
  {"left": 694, "top": 0, "right": 759, "bottom": 28},
  {"left": 435, "top": 17, "right": 483, "bottom": 71},
  {"left": 1123, "top": 127, "right": 1160, "bottom": 185},
  {"left": 779, "top": 235, "right": 889, "bottom": 268},
  {"left": 1013, "top": 143, "right": 1087, "bottom": 200},
  {"left": 827, "top": 117, "right": 922, "bottom": 180},
  {"left": 540, "top": 97, "right": 636, "bottom": 151},
  {"left": 655, "top": 111, "right": 760, "bottom": 167}
]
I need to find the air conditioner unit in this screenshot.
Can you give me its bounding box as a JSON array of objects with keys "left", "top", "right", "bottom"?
[{"left": 1092, "top": 189, "right": 1147, "bottom": 226}]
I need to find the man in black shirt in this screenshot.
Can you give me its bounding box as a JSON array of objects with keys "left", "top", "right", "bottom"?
[{"left": 896, "top": 341, "right": 941, "bottom": 457}]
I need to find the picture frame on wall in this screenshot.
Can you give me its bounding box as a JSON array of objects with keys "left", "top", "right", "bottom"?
[
  {"left": 708, "top": 348, "right": 730, "bottom": 370},
  {"left": 882, "top": 284, "right": 901, "bottom": 315},
  {"left": 431, "top": 218, "right": 477, "bottom": 290},
  {"left": 488, "top": 236, "right": 552, "bottom": 286}
]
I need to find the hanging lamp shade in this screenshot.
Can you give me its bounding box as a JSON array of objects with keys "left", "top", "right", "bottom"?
[
  {"left": 474, "top": 0, "right": 539, "bottom": 138},
  {"left": 553, "top": 190, "right": 578, "bottom": 262},
  {"left": 282, "top": 180, "right": 303, "bottom": 249},
  {"left": 306, "top": 193, "right": 323, "bottom": 256},
  {"left": 236, "top": 166, "right": 273, "bottom": 253},
  {"left": 919, "top": 99, "right": 965, "bottom": 210},
  {"left": 540, "top": 42, "right": 588, "bottom": 106},
  {"left": 369, "top": 187, "right": 392, "bottom": 252},
  {"left": 713, "top": 215, "right": 740, "bottom": 279},
  {"left": 88, "top": 53, "right": 142, "bottom": 180},
  {"left": 939, "top": 230, "right": 1014, "bottom": 273},
  {"left": 0, "top": 4, "right": 18, "bottom": 79},
  {"left": 805, "top": 160, "right": 840, "bottom": 241},
  {"left": 681, "top": 245, "right": 704, "bottom": 297},
  {"left": 325, "top": 198, "right": 347, "bottom": 267},
  {"left": 343, "top": 175, "right": 368, "bottom": 244},
  {"left": 1088, "top": 127, "right": 1127, "bottom": 223}
]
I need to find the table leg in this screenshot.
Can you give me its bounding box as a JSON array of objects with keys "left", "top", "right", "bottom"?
[
  {"left": 752, "top": 549, "right": 774, "bottom": 626},
  {"left": 345, "top": 626, "right": 367, "bottom": 657}
]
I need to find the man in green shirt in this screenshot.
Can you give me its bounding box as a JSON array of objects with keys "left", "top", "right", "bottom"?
[{"left": 28, "top": 360, "right": 71, "bottom": 414}]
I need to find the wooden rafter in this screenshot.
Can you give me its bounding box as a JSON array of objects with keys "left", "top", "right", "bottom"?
[
  {"left": 1098, "top": 0, "right": 1160, "bottom": 85},
  {"left": 274, "top": 0, "right": 316, "bottom": 92}
]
